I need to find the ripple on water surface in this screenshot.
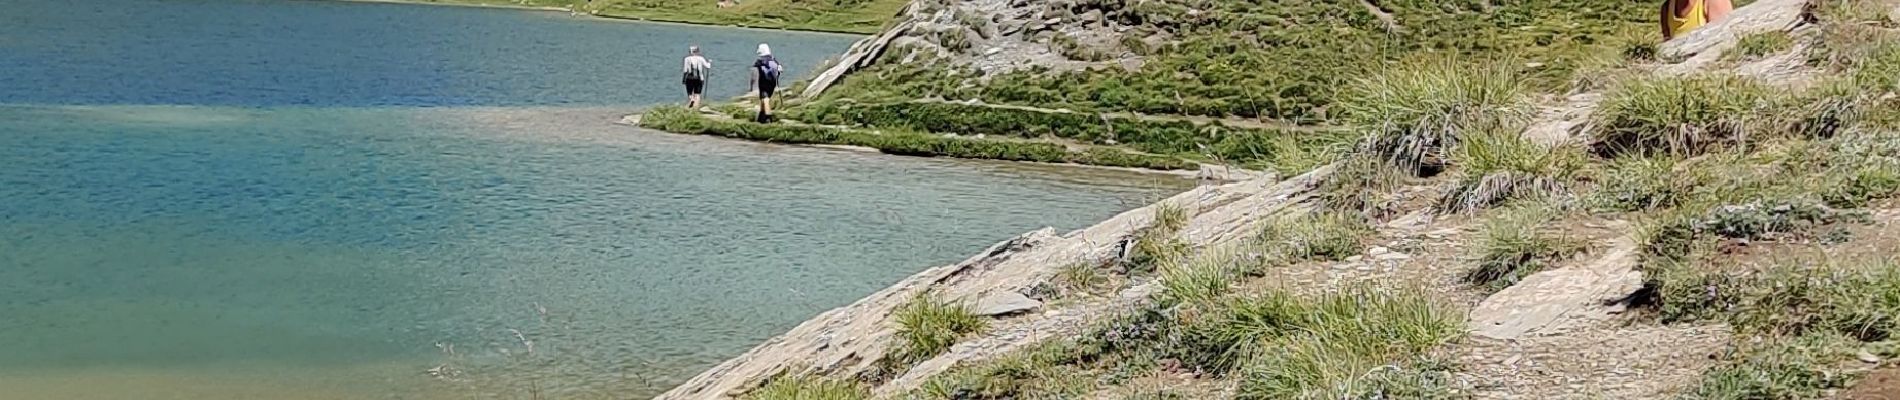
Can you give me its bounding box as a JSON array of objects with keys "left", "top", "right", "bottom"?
[{"left": 0, "top": 105, "right": 1188, "bottom": 398}]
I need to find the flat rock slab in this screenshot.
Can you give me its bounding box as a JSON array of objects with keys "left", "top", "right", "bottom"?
[
  {"left": 1468, "top": 232, "right": 1643, "bottom": 340},
  {"left": 1659, "top": 0, "right": 1810, "bottom": 74},
  {"left": 972, "top": 291, "right": 1041, "bottom": 316}
]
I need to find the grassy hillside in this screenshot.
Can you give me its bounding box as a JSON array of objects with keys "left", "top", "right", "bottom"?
[
  {"left": 818, "top": 0, "right": 1657, "bottom": 122},
  {"left": 721, "top": 0, "right": 1900, "bottom": 398},
  {"left": 389, "top": 0, "right": 909, "bottom": 33},
  {"left": 662, "top": 0, "right": 1665, "bottom": 170}
]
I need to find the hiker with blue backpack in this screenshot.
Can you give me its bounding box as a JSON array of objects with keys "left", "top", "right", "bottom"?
[
  {"left": 682, "top": 45, "right": 712, "bottom": 109},
  {"left": 751, "top": 43, "right": 783, "bottom": 123}
]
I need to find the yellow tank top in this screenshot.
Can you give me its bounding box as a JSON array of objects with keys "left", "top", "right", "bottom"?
[{"left": 1667, "top": 0, "right": 1708, "bottom": 36}]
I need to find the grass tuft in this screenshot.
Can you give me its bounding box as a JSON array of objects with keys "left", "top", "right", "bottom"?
[
  {"left": 892, "top": 294, "right": 989, "bottom": 363},
  {"left": 1727, "top": 31, "right": 1794, "bottom": 61},
  {"left": 1438, "top": 128, "right": 1585, "bottom": 213},
  {"left": 1590, "top": 155, "right": 1700, "bottom": 211},
  {"left": 1317, "top": 153, "right": 1412, "bottom": 217},
  {"left": 1257, "top": 211, "right": 1371, "bottom": 264},
  {"left": 1590, "top": 75, "right": 1772, "bottom": 157},
  {"left": 1232, "top": 286, "right": 1464, "bottom": 399},
  {"left": 1124, "top": 203, "right": 1193, "bottom": 274},
  {"left": 1342, "top": 57, "right": 1532, "bottom": 175},
  {"left": 744, "top": 374, "right": 871, "bottom": 400},
  {"left": 1054, "top": 262, "right": 1114, "bottom": 295},
  {"left": 1465, "top": 206, "right": 1583, "bottom": 293},
  {"left": 1682, "top": 332, "right": 1862, "bottom": 400}
]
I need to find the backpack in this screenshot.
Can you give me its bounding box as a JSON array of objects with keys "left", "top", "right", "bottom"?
[
  {"left": 759, "top": 57, "right": 782, "bottom": 81},
  {"left": 685, "top": 57, "right": 709, "bottom": 81}
]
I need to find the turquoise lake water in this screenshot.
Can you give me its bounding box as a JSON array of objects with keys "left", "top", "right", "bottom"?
[{"left": 0, "top": 1, "right": 1185, "bottom": 399}]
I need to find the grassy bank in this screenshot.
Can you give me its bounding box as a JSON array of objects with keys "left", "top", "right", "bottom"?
[
  {"left": 637, "top": 106, "right": 1200, "bottom": 170},
  {"left": 352, "top": 0, "right": 906, "bottom": 34},
  {"left": 785, "top": 101, "right": 1350, "bottom": 174}
]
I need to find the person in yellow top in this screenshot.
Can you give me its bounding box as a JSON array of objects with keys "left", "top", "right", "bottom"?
[{"left": 1661, "top": 0, "right": 1734, "bottom": 40}]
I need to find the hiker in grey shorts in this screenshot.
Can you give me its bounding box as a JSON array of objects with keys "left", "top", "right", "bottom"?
[{"left": 682, "top": 45, "right": 712, "bottom": 109}]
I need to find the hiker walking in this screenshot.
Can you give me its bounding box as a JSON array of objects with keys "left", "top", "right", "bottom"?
[
  {"left": 751, "top": 43, "right": 783, "bottom": 123},
  {"left": 682, "top": 45, "right": 712, "bottom": 109}
]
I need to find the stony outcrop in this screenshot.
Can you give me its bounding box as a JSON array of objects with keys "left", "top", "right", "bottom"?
[
  {"left": 800, "top": 0, "right": 1151, "bottom": 99},
  {"left": 655, "top": 167, "right": 1331, "bottom": 399}
]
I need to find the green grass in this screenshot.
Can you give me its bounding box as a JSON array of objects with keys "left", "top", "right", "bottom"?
[
  {"left": 1681, "top": 332, "right": 1865, "bottom": 400},
  {"left": 1317, "top": 153, "right": 1411, "bottom": 216},
  {"left": 743, "top": 374, "right": 871, "bottom": 400},
  {"left": 1257, "top": 211, "right": 1371, "bottom": 265},
  {"left": 1123, "top": 203, "right": 1193, "bottom": 274},
  {"left": 916, "top": 338, "right": 1117, "bottom": 399},
  {"left": 1727, "top": 31, "right": 1795, "bottom": 61},
  {"left": 1438, "top": 127, "right": 1585, "bottom": 212},
  {"left": 1231, "top": 286, "right": 1464, "bottom": 399},
  {"left": 784, "top": 100, "right": 1351, "bottom": 173},
  {"left": 825, "top": 0, "right": 1650, "bottom": 121},
  {"left": 1590, "top": 155, "right": 1699, "bottom": 212},
  {"left": 922, "top": 258, "right": 1458, "bottom": 400},
  {"left": 1465, "top": 206, "right": 1582, "bottom": 293},
  {"left": 892, "top": 294, "right": 988, "bottom": 363},
  {"left": 1054, "top": 262, "right": 1114, "bottom": 296},
  {"left": 409, "top": 0, "right": 913, "bottom": 33},
  {"left": 1342, "top": 57, "right": 1533, "bottom": 175},
  {"left": 1157, "top": 253, "right": 1239, "bottom": 308},
  {"left": 1589, "top": 75, "right": 1774, "bottom": 157},
  {"left": 638, "top": 106, "right": 1199, "bottom": 170},
  {"left": 1646, "top": 255, "right": 1900, "bottom": 340}
]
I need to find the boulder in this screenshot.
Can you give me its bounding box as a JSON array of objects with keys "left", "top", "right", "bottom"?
[{"left": 973, "top": 291, "right": 1042, "bottom": 316}]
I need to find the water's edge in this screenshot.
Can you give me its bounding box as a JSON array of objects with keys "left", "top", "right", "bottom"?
[{"left": 324, "top": 0, "right": 878, "bottom": 36}]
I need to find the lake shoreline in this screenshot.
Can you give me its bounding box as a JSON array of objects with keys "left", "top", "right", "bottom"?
[
  {"left": 323, "top": 0, "right": 879, "bottom": 35},
  {"left": 616, "top": 111, "right": 1265, "bottom": 182}
]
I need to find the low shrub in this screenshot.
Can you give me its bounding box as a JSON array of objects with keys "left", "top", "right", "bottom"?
[
  {"left": 892, "top": 294, "right": 988, "bottom": 363},
  {"left": 1682, "top": 332, "right": 1863, "bottom": 400},
  {"left": 1647, "top": 257, "right": 1900, "bottom": 340}
]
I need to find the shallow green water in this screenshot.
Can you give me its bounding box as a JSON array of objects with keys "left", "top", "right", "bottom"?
[
  {"left": 0, "top": 105, "right": 1184, "bottom": 398},
  {"left": 0, "top": 1, "right": 1188, "bottom": 398}
]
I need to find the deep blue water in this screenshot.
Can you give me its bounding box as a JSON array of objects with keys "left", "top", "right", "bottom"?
[
  {"left": 0, "top": 1, "right": 1183, "bottom": 399},
  {"left": 0, "top": 0, "right": 841, "bottom": 107}
]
